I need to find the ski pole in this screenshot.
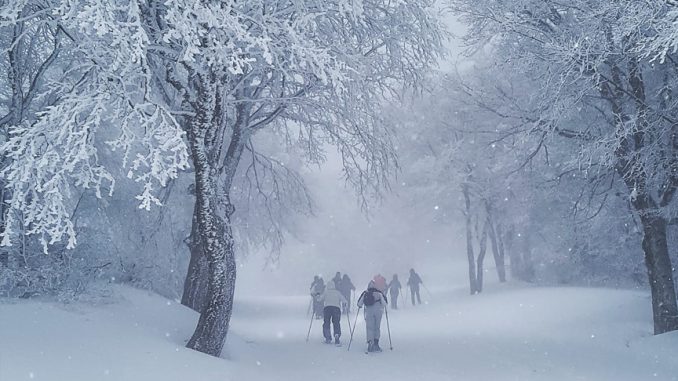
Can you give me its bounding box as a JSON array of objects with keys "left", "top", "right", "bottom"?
[
  {"left": 347, "top": 307, "right": 361, "bottom": 351},
  {"left": 305, "top": 307, "right": 315, "bottom": 342},
  {"left": 306, "top": 297, "right": 312, "bottom": 316},
  {"left": 384, "top": 306, "right": 393, "bottom": 350}
]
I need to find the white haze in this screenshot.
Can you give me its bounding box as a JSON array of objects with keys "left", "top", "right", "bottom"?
[
  {"left": 237, "top": 11, "right": 471, "bottom": 297},
  {"left": 236, "top": 151, "right": 468, "bottom": 297}
]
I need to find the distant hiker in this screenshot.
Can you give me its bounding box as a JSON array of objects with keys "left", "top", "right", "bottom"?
[
  {"left": 340, "top": 274, "right": 356, "bottom": 313},
  {"left": 332, "top": 272, "right": 342, "bottom": 288},
  {"left": 407, "top": 268, "right": 422, "bottom": 305},
  {"left": 310, "top": 276, "right": 326, "bottom": 319},
  {"left": 310, "top": 275, "right": 320, "bottom": 291},
  {"left": 357, "top": 280, "right": 388, "bottom": 352},
  {"left": 373, "top": 274, "right": 387, "bottom": 293},
  {"left": 319, "top": 280, "right": 347, "bottom": 345},
  {"left": 308, "top": 275, "right": 320, "bottom": 316},
  {"left": 388, "top": 274, "right": 402, "bottom": 309}
]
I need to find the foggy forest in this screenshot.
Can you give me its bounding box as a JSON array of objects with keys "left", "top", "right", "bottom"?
[{"left": 2, "top": 1, "right": 678, "bottom": 380}]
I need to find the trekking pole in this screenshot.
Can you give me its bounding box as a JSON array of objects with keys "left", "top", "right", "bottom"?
[
  {"left": 347, "top": 307, "right": 361, "bottom": 351},
  {"left": 306, "top": 297, "right": 312, "bottom": 316},
  {"left": 346, "top": 308, "right": 352, "bottom": 334},
  {"left": 384, "top": 306, "right": 393, "bottom": 350},
  {"left": 407, "top": 286, "right": 412, "bottom": 306},
  {"left": 422, "top": 283, "right": 433, "bottom": 299},
  {"left": 305, "top": 308, "right": 315, "bottom": 342}
]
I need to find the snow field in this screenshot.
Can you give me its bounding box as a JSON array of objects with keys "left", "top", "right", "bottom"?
[{"left": 1, "top": 284, "right": 677, "bottom": 381}]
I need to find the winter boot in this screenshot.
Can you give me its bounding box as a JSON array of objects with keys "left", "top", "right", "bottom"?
[
  {"left": 367, "top": 340, "right": 374, "bottom": 352},
  {"left": 324, "top": 337, "right": 332, "bottom": 344},
  {"left": 373, "top": 339, "right": 382, "bottom": 352},
  {"left": 334, "top": 334, "right": 341, "bottom": 345}
]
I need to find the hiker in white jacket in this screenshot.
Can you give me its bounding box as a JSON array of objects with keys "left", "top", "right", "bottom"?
[
  {"left": 357, "top": 280, "right": 388, "bottom": 352},
  {"left": 320, "top": 280, "right": 348, "bottom": 344}
]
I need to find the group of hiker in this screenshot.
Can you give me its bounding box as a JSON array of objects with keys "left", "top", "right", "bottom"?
[
  {"left": 310, "top": 272, "right": 356, "bottom": 319},
  {"left": 308, "top": 268, "right": 424, "bottom": 353},
  {"left": 385, "top": 269, "right": 424, "bottom": 309}
]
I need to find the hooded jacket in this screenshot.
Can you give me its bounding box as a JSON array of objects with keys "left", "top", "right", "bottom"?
[{"left": 320, "top": 280, "right": 348, "bottom": 308}]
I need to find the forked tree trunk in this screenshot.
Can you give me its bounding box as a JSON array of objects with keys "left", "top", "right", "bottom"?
[
  {"left": 184, "top": 85, "right": 240, "bottom": 357},
  {"left": 185, "top": 84, "right": 248, "bottom": 357}
]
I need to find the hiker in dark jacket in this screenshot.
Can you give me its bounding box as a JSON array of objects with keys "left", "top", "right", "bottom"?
[
  {"left": 388, "top": 274, "right": 402, "bottom": 309},
  {"left": 332, "top": 272, "right": 342, "bottom": 288},
  {"left": 357, "top": 280, "right": 388, "bottom": 352},
  {"left": 310, "top": 275, "right": 320, "bottom": 291},
  {"left": 407, "top": 268, "right": 422, "bottom": 305},
  {"left": 308, "top": 275, "right": 320, "bottom": 316},
  {"left": 340, "top": 274, "right": 355, "bottom": 313}
]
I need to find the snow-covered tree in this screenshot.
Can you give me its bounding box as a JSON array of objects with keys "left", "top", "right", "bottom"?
[
  {"left": 450, "top": 0, "right": 678, "bottom": 334},
  {"left": 637, "top": 2, "right": 678, "bottom": 62},
  {"left": 139, "top": 0, "right": 444, "bottom": 356},
  {"left": 392, "top": 50, "right": 658, "bottom": 293},
  {"left": 2, "top": 0, "right": 443, "bottom": 356},
  {"left": 0, "top": 1, "right": 189, "bottom": 252},
  {"left": 391, "top": 72, "right": 539, "bottom": 293},
  {"left": 0, "top": 1, "right": 189, "bottom": 297}
]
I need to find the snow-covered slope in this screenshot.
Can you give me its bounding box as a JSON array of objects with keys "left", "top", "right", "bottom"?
[{"left": 1, "top": 284, "right": 677, "bottom": 381}]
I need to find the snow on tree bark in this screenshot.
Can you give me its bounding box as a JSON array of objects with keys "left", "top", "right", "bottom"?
[
  {"left": 184, "top": 81, "right": 240, "bottom": 356},
  {"left": 181, "top": 202, "right": 208, "bottom": 313}
]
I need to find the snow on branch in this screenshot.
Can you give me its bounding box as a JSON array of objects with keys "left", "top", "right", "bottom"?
[{"left": 0, "top": 1, "right": 189, "bottom": 252}]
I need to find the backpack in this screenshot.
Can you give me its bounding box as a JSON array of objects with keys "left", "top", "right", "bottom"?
[{"left": 362, "top": 290, "right": 377, "bottom": 306}]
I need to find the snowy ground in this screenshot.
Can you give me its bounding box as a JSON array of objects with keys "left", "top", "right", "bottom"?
[{"left": 1, "top": 283, "right": 677, "bottom": 381}]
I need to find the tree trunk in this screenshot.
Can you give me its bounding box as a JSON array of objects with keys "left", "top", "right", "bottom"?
[
  {"left": 462, "top": 185, "right": 478, "bottom": 294},
  {"left": 508, "top": 230, "right": 535, "bottom": 282},
  {"left": 604, "top": 51, "right": 678, "bottom": 335},
  {"left": 520, "top": 231, "right": 535, "bottom": 282},
  {"left": 0, "top": 181, "right": 9, "bottom": 267},
  {"left": 476, "top": 220, "right": 489, "bottom": 293},
  {"left": 184, "top": 86, "right": 237, "bottom": 357},
  {"left": 488, "top": 219, "right": 506, "bottom": 282},
  {"left": 185, "top": 82, "right": 248, "bottom": 357},
  {"left": 504, "top": 225, "right": 521, "bottom": 280},
  {"left": 639, "top": 215, "right": 678, "bottom": 334},
  {"left": 181, "top": 202, "right": 208, "bottom": 312}
]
